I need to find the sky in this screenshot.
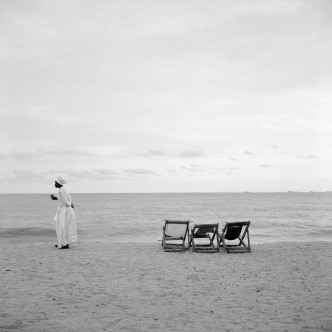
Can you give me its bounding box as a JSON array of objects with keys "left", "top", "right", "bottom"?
[{"left": 1, "top": 0, "right": 331, "bottom": 193}]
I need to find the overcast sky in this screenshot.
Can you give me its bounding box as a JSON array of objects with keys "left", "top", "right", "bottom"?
[{"left": 1, "top": 0, "right": 331, "bottom": 193}]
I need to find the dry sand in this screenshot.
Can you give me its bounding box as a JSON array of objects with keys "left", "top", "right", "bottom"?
[{"left": 1, "top": 240, "right": 331, "bottom": 332}]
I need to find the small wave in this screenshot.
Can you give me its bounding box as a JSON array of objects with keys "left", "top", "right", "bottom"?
[
  {"left": 306, "top": 227, "right": 332, "bottom": 238},
  {"left": 0, "top": 227, "right": 55, "bottom": 238}
]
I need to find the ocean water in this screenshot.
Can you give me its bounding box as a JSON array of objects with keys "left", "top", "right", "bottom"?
[{"left": 0, "top": 192, "right": 331, "bottom": 244}]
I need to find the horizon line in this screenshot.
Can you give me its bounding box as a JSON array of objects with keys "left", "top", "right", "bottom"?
[{"left": 1, "top": 191, "right": 331, "bottom": 195}]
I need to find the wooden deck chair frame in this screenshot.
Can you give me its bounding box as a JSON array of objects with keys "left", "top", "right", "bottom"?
[
  {"left": 162, "top": 220, "right": 190, "bottom": 251},
  {"left": 190, "top": 223, "right": 220, "bottom": 253},
  {"left": 219, "top": 221, "right": 251, "bottom": 253}
]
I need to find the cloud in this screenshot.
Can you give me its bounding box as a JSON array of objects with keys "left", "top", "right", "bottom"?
[
  {"left": 180, "top": 150, "right": 206, "bottom": 158},
  {"left": 135, "top": 149, "right": 171, "bottom": 157},
  {"left": 40, "top": 148, "right": 97, "bottom": 156},
  {"left": 61, "top": 169, "right": 121, "bottom": 181},
  {"left": 4, "top": 170, "right": 48, "bottom": 183},
  {"left": 224, "top": 167, "right": 238, "bottom": 171},
  {"left": 265, "top": 144, "right": 279, "bottom": 149},
  {"left": 181, "top": 165, "right": 204, "bottom": 173},
  {"left": 2, "top": 167, "right": 161, "bottom": 184},
  {"left": 260, "top": 164, "right": 272, "bottom": 168},
  {"left": 244, "top": 151, "right": 257, "bottom": 156},
  {"left": 6, "top": 146, "right": 126, "bottom": 160},
  {"left": 3, "top": 147, "right": 100, "bottom": 160},
  {"left": 93, "top": 169, "right": 118, "bottom": 176},
  {"left": 123, "top": 168, "right": 159, "bottom": 176},
  {"left": 148, "top": 149, "right": 170, "bottom": 156},
  {"left": 11, "top": 152, "right": 43, "bottom": 159},
  {"left": 2, "top": 169, "right": 122, "bottom": 184},
  {"left": 298, "top": 153, "right": 318, "bottom": 159}
]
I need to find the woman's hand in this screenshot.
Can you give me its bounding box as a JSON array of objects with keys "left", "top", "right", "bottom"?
[
  {"left": 50, "top": 194, "right": 58, "bottom": 200},
  {"left": 71, "top": 203, "right": 74, "bottom": 208}
]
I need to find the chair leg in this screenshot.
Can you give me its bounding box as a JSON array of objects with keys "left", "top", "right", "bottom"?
[
  {"left": 247, "top": 229, "right": 251, "bottom": 252},
  {"left": 221, "top": 237, "right": 227, "bottom": 252}
]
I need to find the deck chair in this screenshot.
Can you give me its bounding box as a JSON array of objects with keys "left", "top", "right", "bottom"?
[
  {"left": 219, "top": 221, "right": 251, "bottom": 253},
  {"left": 190, "top": 223, "right": 220, "bottom": 253},
  {"left": 162, "top": 220, "right": 190, "bottom": 251}
]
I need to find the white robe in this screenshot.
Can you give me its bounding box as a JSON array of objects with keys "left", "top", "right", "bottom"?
[{"left": 54, "top": 187, "right": 78, "bottom": 248}]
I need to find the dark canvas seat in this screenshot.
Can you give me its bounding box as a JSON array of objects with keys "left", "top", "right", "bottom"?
[
  {"left": 219, "top": 221, "right": 251, "bottom": 253},
  {"left": 162, "top": 220, "right": 190, "bottom": 251},
  {"left": 190, "top": 223, "right": 220, "bottom": 253}
]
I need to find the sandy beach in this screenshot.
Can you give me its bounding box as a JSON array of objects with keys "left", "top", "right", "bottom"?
[{"left": 1, "top": 240, "right": 331, "bottom": 332}]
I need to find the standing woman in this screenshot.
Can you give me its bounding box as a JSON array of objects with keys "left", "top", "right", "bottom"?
[{"left": 50, "top": 176, "right": 78, "bottom": 249}]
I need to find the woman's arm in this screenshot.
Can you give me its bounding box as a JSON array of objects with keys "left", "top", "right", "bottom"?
[{"left": 58, "top": 189, "right": 72, "bottom": 207}]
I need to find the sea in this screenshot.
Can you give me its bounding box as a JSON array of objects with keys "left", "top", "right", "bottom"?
[{"left": 0, "top": 192, "right": 331, "bottom": 245}]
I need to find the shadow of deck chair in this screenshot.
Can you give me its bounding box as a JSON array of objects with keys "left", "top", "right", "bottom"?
[
  {"left": 190, "top": 223, "right": 220, "bottom": 253},
  {"left": 162, "top": 220, "right": 190, "bottom": 251},
  {"left": 219, "top": 221, "right": 251, "bottom": 253}
]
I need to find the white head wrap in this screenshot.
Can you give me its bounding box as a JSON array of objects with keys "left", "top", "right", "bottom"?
[{"left": 56, "top": 176, "right": 67, "bottom": 185}]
